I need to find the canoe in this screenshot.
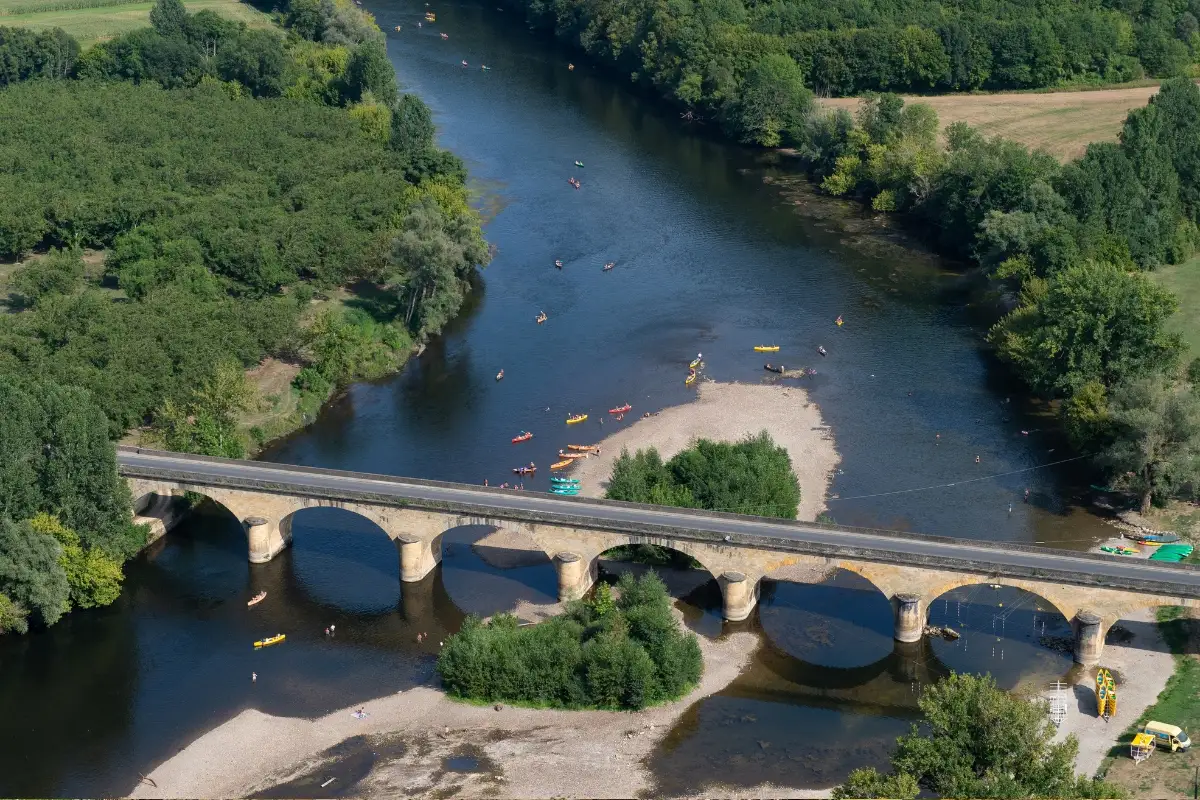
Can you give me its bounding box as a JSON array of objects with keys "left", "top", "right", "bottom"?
[
  {"left": 764, "top": 364, "right": 785, "bottom": 374},
  {"left": 557, "top": 451, "right": 587, "bottom": 459},
  {"left": 512, "top": 466, "right": 536, "bottom": 475},
  {"left": 602, "top": 262, "right": 614, "bottom": 271},
  {"left": 567, "top": 444, "right": 599, "bottom": 452},
  {"left": 247, "top": 591, "right": 267, "bottom": 607},
  {"left": 551, "top": 459, "right": 573, "bottom": 470},
  {"left": 575, "top": 161, "right": 584, "bottom": 167},
  {"left": 536, "top": 314, "right": 547, "bottom": 324},
  {"left": 609, "top": 404, "right": 631, "bottom": 414},
  {"left": 512, "top": 432, "right": 533, "bottom": 443},
  {"left": 496, "top": 370, "right": 504, "bottom": 381},
  {"left": 551, "top": 489, "right": 579, "bottom": 496},
  {"left": 754, "top": 345, "right": 780, "bottom": 352},
  {"left": 550, "top": 477, "right": 580, "bottom": 484},
  {"left": 254, "top": 634, "right": 285, "bottom": 649},
  {"left": 1099, "top": 546, "right": 1138, "bottom": 556},
  {"left": 566, "top": 414, "right": 588, "bottom": 424}
]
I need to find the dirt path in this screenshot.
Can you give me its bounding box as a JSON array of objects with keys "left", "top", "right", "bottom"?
[{"left": 568, "top": 381, "right": 839, "bottom": 521}]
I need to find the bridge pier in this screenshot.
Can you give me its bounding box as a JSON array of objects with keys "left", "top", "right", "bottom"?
[
  {"left": 720, "top": 571, "right": 758, "bottom": 622},
  {"left": 893, "top": 593, "right": 925, "bottom": 643},
  {"left": 554, "top": 552, "right": 593, "bottom": 601},
  {"left": 1072, "top": 610, "right": 1105, "bottom": 666},
  {"left": 245, "top": 516, "right": 291, "bottom": 563},
  {"left": 396, "top": 535, "right": 441, "bottom": 582}
]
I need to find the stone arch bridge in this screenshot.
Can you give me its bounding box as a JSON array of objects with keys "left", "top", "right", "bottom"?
[{"left": 120, "top": 447, "right": 1200, "bottom": 666}]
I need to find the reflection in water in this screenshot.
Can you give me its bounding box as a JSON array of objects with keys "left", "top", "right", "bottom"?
[{"left": 650, "top": 573, "right": 1076, "bottom": 793}]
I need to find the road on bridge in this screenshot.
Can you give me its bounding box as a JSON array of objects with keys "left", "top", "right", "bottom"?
[{"left": 117, "top": 448, "right": 1200, "bottom": 599}]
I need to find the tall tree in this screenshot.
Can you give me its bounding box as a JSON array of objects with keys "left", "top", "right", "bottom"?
[
  {"left": 1101, "top": 375, "right": 1200, "bottom": 512},
  {"left": 834, "top": 673, "right": 1123, "bottom": 799},
  {"left": 149, "top": 0, "right": 188, "bottom": 39}
]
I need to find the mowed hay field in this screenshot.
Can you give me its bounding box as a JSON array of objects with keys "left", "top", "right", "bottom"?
[
  {"left": 1152, "top": 255, "right": 1200, "bottom": 357},
  {"left": 0, "top": 0, "right": 272, "bottom": 44},
  {"left": 822, "top": 84, "right": 1168, "bottom": 161}
]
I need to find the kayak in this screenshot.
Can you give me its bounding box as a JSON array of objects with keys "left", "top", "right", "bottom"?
[
  {"left": 247, "top": 591, "right": 267, "bottom": 607},
  {"left": 575, "top": 161, "right": 584, "bottom": 167},
  {"left": 536, "top": 313, "right": 547, "bottom": 324},
  {"left": 685, "top": 373, "right": 696, "bottom": 385},
  {"left": 567, "top": 444, "right": 599, "bottom": 452},
  {"left": 566, "top": 414, "right": 588, "bottom": 424},
  {"left": 688, "top": 358, "right": 701, "bottom": 369},
  {"left": 551, "top": 488, "right": 579, "bottom": 495},
  {"left": 551, "top": 459, "right": 573, "bottom": 470},
  {"left": 609, "top": 404, "right": 632, "bottom": 414},
  {"left": 554, "top": 260, "right": 563, "bottom": 269},
  {"left": 602, "top": 262, "right": 614, "bottom": 271},
  {"left": 254, "top": 634, "right": 285, "bottom": 649},
  {"left": 495, "top": 370, "right": 504, "bottom": 381},
  {"left": 557, "top": 451, "right": 587, "bottom": 459},
  {"left": 512, "top": 432, "right": 533, "bottom": 443},
  {"left": 550, "top": 477, "right": 580, "bottom": 483},
  {"left": 754, "top": 345, "right": 780, "bottom": 352},
  {"left": 1099, "top": 545, "right": 1138, "bottom": 556}
]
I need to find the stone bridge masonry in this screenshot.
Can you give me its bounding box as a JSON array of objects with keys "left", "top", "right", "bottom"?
[{"left": 120, "top": 447, "right": 1200, "bottom": 667}]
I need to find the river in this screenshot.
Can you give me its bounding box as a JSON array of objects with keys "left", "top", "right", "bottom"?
[{"left": 0, "top": 0, "right": 1113, "bottom": 795}]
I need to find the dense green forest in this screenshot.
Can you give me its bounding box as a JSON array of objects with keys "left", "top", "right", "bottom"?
[
  {"left": 605, "top": 432, "right": 802, "bottom": 518},
  {"left": 509, "top": 0, "right": 1200, "bottom": 142},
  {"left": 437, "top": 572, "right": 703, "bottom": 710},
  {"left": 0, "top": 0, "right": 489, "bottom": 633}
]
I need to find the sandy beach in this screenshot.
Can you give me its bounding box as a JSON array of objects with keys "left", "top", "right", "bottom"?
[
  {"left": 129, "top": 626, "right": 767, "bottom": 799},
  {"left": 569, "top": 381, "right": 840, "bottom": 521}
]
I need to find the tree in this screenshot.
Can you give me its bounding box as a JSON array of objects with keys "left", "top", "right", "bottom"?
[
  {"left": 606, "top": 432, "right": 800, "bottom": 518},
  {"left": 834, "top": 673, "right": 1124, "bottom": 799},
  {"left": 149, "top": 0, "right": 188, "bottom": 39},
  {"left": 0, "top": 376, "right": 143, "bottom": 560},
  {"left": 342, "top": 39, "right": 397, "bottom": 106},
  {"left": 10, "top": 248, "right": 84, "bottom": 306},
  {"left": 726, "top": 53, "right": 812, "bottom": 147},
  {"left": 989, "top": 261, "right": 1183, "bottom": 397},
  {"left": 391, "top": 93, "right": 436, "bottom": 154},
  {"left": 152, "top": 361, "right": 257, "bottom": 458},
  {"left": 0, "top": 592, "right": 26, "bottom": 634},
  {"left": 31, "top": 513, "right": 123, "bottom": 610},
  {"left": 1101, "top": 375, "right": 1200, "bottom": 512},
  {"left": 216, "top": 30, "right": 287, "bottom": 97},
  {"left": 0, "top": 516, "right": 68, "bottom": 630}
]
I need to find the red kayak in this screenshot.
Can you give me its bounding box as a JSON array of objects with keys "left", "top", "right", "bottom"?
[
  {"left": 512, "top": 431, "right": 533, "bottom": 443},
  {"left": 609, "top": 403, "right": 632, "bottom": 414}
]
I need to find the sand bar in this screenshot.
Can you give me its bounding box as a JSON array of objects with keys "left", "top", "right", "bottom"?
[
  {"left": 128, "top": 628, "right": 765, "bottom": 799},
  {"left": 569, "top": 381, "right": 840, "bottom": 521}
]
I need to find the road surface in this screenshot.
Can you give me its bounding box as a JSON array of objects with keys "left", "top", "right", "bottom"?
[{"left": 118, "top": 447, "right": 1200, "bottom": 599}]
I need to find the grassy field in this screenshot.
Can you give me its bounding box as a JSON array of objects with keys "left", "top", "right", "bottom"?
[
  {"left": 0, "top": 0, "right": 272, "bottom": 45},
  {"left": 822, "top": 84, "right": 1169, "bottom": 161},
  {"left": 1151, "top": 256, "right": 1200, "bottom": 358},
  {"left": 1100, "top": 608, "right": 1200, "bottom": 799}
]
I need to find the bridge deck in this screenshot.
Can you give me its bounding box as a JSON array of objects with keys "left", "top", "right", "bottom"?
[{"left": 117, "top": 447, "right": 1200, "bottom": 600}]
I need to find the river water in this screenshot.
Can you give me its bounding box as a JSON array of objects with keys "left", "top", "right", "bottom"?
[{"left": 0, "top": 1, "right": 1115, "bottom": 795}]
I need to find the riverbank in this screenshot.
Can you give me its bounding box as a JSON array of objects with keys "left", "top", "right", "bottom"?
[
  {"left": 128, "top": 625, "right": 771, "bottom": 798},
  {"left": 568, "top": 381, "right": 839, "bottom": 521}
]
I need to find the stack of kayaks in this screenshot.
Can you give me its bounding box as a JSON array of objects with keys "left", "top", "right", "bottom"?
[
  {"left": 1099, "top": 545, "right": 1138, "bottom": 556},
  {"left": 1150, "top": 543, "right": 1194, "bottom": 562},
  {"left": 1123, "top": 530, "right": 1181, "bottom": 545},
  {"left": 551, "top": 477, "right": 580, "bottom": 495}
]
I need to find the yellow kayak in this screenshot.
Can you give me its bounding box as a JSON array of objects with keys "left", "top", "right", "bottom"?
[
  {"left": 558, "top": 451, "right": 587, "bottom": 459},
  {"left": 551, "top": 459, "right": 573, "bottom": 470},
  {"left": 254, "top": 633, "right": 285, "bottom": 648},
  {"left": 567, "top": 444, "right": 599, "bottom": 452},
  {"left": 689, "top": 358, "right": 701, "bottom": 369},
  {"left": 566, "top": 414, "right": 588, "bottom": 424},
  {"left": 685, "top": 373, "right": 697, "bottom": 385},
  {"left": 754, "top": 345, "right": 780, "bottom": 352}
]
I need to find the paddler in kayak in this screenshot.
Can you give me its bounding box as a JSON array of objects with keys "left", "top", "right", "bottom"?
[
  {"left": 554, "top": 259, "right": 563, "bottom": 269},
  {"left": 817, "top": 345, "right": 827, "bottom": 356},
  {"left": 835, "top": 315, "right": 843, "bottom": 326}
]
